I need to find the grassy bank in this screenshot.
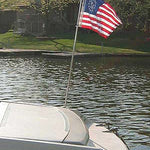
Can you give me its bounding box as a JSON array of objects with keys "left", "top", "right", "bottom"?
[{"left": 0, "top": 30, "right": 149, "bottom": 54}]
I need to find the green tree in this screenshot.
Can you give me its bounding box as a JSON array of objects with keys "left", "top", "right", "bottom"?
[
  {"left": 0, "top": 0, "right": 30, "bottom": 10},
  {"left": 30, "top": 0, "right": 77, "bottom": 34},
  {"left": 1, "top": 0, "right": 149, "bottom": 34},
  {"left": 0, "top": 0, "right": 78, "bottom": 34},
  {"left": 106, "top": 0, "right": 150, "bottom": 33},
  {"left": 30, "top": 0, "right": 68, "bottom": 34}
]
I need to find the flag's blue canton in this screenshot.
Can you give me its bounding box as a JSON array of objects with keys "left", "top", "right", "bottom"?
[{"left": 84, "top": 0, "right": 104, "bottom": 15}]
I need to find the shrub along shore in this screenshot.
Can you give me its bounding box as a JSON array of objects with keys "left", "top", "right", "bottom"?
[{"left": 0, "top": 31, "right": 149, "bottom": 55}]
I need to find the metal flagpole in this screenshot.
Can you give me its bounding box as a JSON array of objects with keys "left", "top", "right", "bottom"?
[{"left": 64, "top": 0, "right": 84, "bottom": 107}]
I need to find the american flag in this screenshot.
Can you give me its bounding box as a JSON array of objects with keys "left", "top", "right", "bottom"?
[{"left": 79, "top": 0, "right": 122, "bottom": 39}]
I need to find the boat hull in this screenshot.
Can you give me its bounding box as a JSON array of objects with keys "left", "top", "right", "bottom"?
[{"left": 0, "top": 102, "right": 128, "bottom": 150}]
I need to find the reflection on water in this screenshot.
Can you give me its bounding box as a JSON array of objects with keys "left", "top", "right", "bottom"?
[{"left": 0, "top": 56, "right": 150, "bottom": 150}]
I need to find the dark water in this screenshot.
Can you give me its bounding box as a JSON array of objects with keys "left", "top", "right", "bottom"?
[{"left": 0, "top": 55, "right": 150, "bottom": 150}]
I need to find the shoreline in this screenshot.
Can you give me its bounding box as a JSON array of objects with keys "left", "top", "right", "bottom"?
[{"left": 0, "top": 49, "right": 150, "bottom": 58}]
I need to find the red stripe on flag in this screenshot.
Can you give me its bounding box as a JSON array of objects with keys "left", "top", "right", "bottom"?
[
  {"left": 96, "top": 14, "right": 117, "bottom": 27},
  {"left": 81, "top": 19, "right": 112, "bottom": 35},
  {"left": 105, "top": 3, "right": 117, "bottom": 16},
  {"left": 102, "top": 3, "right": 122, "bottom": 24},
  {"left": 81, "top": 24, "right": 108, "bottom": 39},
  {"left": 97, "top": 9, "right": 120, "bottom": 25},
  {"left": 82, "top": 14, "right": 116, "bottom": 31}
]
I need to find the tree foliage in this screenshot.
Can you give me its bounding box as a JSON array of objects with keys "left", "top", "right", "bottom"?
[
  {"left": 0, "top": 0, "right": 30, "bottom": 10},
  {"left": 0, "top": 0, "right": 77, "bottom": 10},
  {"left": 0, "top": 0, "right": 78, "bottom": 34},
  {"left": 29, "top": 0, "right": 78, "bottom": 34},
  {"left": 106, "top": 0, "right": 150, "bottom": 33},
  {"left": 0, "top": 0, "right": 149, "bottom": 33}
]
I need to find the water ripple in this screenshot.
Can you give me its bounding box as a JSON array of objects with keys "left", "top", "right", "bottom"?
[{"left": 0, "top": 56, "right": 149, "bottom": 150}]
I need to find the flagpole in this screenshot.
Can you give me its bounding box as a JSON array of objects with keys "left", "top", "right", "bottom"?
[{"left": 64, "top": 0, "right": 84, "bottom": 107}]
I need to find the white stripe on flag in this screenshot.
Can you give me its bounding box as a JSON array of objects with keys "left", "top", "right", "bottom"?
[
  {"left": 81, "top": 22, "right": 110, "bottom": 36},
  {"left": 103, "top": 4, "right": 122, "bottom": 24},
  {"left": 99, "top": 7, "right": 121, "bottom": 24},
  {"left": 82, "top": 12, "right": 117, "bottom": 28},
  {"left": 97, "top": 12, "right": 119, "bottom": 26},
  {"left": 81, "top": 17, "right": 113, "bottom": 32}
]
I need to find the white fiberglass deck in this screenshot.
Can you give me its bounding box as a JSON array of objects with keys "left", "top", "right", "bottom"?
[
  {"left": 0, "top": 102, "right": 88, "bottom": 145},
  {"left": 0, "top": 102, "right": 128, "bottom": 150}
]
